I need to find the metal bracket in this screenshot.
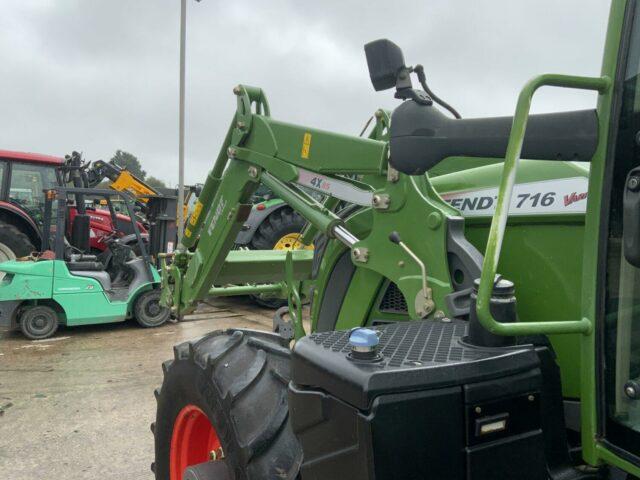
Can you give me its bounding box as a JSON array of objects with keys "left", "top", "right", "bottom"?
[
  {"left": 352, "top": 247, "right": 369, "bottom": 263},
  {"left": 372, "top": 194, "right": 390, "bottom": 209},
  {"left": 273, "top": 306, "right": 295, "bottom": 341},
  {"left": 285, "top": 251, "right": 306, "bottom": 340},
  {"left": 415, "top": 287, "right": 435, "bottom": 318},
  {"left": 387, "top": 166, "right": 400, "bottom": 183}
]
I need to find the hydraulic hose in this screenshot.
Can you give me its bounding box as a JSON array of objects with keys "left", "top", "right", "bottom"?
[{"left": 413, "top": 64, "right": 462, "bottom": 119}]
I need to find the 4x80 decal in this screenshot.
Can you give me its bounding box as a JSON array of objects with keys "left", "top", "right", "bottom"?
[{"left": 439, "top": 177, "right": 589, "bottom": 217}]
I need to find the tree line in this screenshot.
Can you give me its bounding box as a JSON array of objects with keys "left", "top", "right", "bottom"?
[{"left": 109, "top": 150, "right": 167, "bottom": 189}]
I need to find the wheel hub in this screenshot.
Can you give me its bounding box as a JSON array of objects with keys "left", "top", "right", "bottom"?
[
  {"left": 273, "top": 233, "right": 313, "bottom": 251},
  {"left": 33, "top": 316, "right": 47, "bottom": 329},
  {"left": 170, "top": 405, "right": 222, "bottom": 480},
  {"left": 147, "top": 301, "right": 161, "bottom": 316}
]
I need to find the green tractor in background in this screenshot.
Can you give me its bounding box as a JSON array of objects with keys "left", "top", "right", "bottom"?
[
  {"left": 150, "top": 1, "right": 640, "bottom": 478},
  {"left": 234, "top": 184, "right": 312, "bottom": 308}
]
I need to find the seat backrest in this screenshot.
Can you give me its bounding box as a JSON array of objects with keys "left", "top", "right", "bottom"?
[{"left": 70, "top": 214, "right": 91, "bottom": 253}]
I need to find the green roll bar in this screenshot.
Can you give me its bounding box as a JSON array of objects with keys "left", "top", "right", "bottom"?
[{"left": 476, "top": 73, "right": 611, "bottom": 337}]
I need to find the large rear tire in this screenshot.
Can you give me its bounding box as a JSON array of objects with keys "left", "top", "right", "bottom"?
[
  {"left": 152, "top": 329, "right": 301, "bottom": 480},
  {"left": 0, "top": 220, "right": 35, "bottom": 261}
]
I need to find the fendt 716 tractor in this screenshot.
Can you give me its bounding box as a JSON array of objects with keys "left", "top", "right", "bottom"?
[{"left": 152, "top": 1, "right": 640, "bottom": 478}]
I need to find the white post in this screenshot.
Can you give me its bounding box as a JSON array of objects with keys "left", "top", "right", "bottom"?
[{"left": 177, "top": 0, "right": 187, "bottom": 242}]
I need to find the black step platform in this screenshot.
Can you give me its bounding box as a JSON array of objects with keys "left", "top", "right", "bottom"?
[
  {"left": 290, "top": 319, "right": 550, "bottom": 480},
  {"left": 293, "top": 319, "right": 541, "bottom": 410}
]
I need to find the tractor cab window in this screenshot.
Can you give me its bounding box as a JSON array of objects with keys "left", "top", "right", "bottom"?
[
  {"left": 0, "top": 162, "right": 5, "bottom": 188},
  {"left": 604, "top": 3, "right": 640, "bottom": 455},
  {"left": 9, "top": 163, "right": 58, "bottom": 224}
]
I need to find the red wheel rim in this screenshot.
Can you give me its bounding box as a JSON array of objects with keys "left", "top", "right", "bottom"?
[{"left": 170, "top": 404, "right": 221, "bottom": 480}]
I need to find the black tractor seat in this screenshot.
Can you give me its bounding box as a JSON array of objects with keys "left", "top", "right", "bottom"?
[
  {"left": 389, "top": 101, "right": 598, "bottom": 175},
  {"left": 66, "top": 261, "right": 105, "bottom": 271},
  {"left": 66, "top": 253, "right": 105, "bottom": 272}
]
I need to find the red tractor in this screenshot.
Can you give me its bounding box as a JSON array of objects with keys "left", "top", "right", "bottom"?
[{"left": 0, "top": 149, "right": 146, "bottom": 262}]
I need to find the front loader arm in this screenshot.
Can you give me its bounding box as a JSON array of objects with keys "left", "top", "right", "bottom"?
[{"left": 162, "top": 85, "right": 388, "bottom": 316}]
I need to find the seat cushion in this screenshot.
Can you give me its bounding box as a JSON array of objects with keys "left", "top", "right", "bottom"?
[{"left": 66, "top": 261, "right": 105, "bottom": 272}]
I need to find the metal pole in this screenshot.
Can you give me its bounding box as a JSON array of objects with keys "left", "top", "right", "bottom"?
[{"left": 177, "top": 0, "right": 187, "bottom": 243}]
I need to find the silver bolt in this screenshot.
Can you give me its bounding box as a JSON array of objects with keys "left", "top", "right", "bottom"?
[
  {"left": 372, "top": 195, "right": 381, "bottom": 206},
  {"left": 227, "top": 147, "right": 237, "bottom": 158},
  {"left": 233, "top": 85, "right": 241, "bottom": 95},
  {"left": 398, "top": 260, "right": 405, "bottom": 268},
  {"left": 237, "top": 121, "right": 246, "bottom": 129},
  {"left": 626, "top": 385, "right": 636, "bottom": 398},
  {"left": 248, "top": 166, "right": 258, "bottom": 178},
  {"left": 475, "top": 406, "right": 482, "bottom": 414},
  {"left": 528, "top": 395, "right": 535, "bottom": 402}
]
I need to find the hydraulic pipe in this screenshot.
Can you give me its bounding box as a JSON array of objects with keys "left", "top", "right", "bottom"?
[
  {"left": 332, "top": 225, "right": 359, "bottom": 248},
  {"left": 209, "top": 283, "right": 284, "bottom": 297}
]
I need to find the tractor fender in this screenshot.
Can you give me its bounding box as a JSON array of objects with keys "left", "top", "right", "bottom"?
[
  {"left": 0, "top": 201, "right": 42, "bottom": 248},
  {"left": 234, "top": 200, "right": 287, "bottom": 246}
]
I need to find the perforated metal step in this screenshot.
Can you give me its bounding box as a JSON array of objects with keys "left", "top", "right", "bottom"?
[{"left": 310, "top": 319, "right": 490, "bottom": 368}]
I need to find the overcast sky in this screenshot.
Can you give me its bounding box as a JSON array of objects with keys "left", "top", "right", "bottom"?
[{"left": 1, "top": 0, "right": 611, "bottom": 185}]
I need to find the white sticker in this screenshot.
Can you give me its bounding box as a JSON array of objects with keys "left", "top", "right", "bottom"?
[
  {"left": 206, "top": 198, "right": 227, "bottom": 236},
  {"left": 167, "top": 242, "right": 174, "bottom": 254},
  {"left": 439, "top": 177, "right": 589, "bottom": 217},
  {"left": 296, "top": 168, "right": 373, "bottom": 206}
]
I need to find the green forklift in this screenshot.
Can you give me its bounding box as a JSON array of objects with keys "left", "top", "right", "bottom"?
[{"left": 0, "top": 186, "right": 169, "bottom": 339}]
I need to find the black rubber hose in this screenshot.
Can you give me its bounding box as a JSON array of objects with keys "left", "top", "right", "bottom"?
[{"left": 413, "top": 64, "right": 462, "bottom": 119}]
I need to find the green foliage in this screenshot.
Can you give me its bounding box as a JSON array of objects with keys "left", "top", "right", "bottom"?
[
  {"left": 145, "top": 176, "right": 167, "bottom": 189},
  {"left": 110, "top": 150, "right": 146, "bottom": 179}
]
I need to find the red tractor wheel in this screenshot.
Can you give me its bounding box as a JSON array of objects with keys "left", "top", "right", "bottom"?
[
  {"left": 152, "top": 330, "right": 301, "bottom": 480},
  {"left": 170, "top": 405, "right": 223, "bottom": 480}
]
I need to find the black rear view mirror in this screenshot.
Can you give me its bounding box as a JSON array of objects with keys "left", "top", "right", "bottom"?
[{"left": 364, "top": 39, "right": 407, "bottom": 91}]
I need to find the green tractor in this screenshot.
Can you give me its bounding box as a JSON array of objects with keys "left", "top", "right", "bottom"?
[
  {"left": 0, "top": 186, "right": 169, "bottom": 339},
  {"left": 151, "top": 1, "right": 640, "bottom": 478},
  {"left": 234, "top": 184, "right": 312, "bottom": 308}
]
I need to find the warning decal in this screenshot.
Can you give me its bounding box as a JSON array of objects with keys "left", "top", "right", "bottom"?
[{"left": 439, "top": 176, "right": 589, "bottom": 217}]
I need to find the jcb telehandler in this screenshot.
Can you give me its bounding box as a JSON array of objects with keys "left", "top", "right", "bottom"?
[{"left": 152, "top": 0, "right": 640, "bottom": 478}]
